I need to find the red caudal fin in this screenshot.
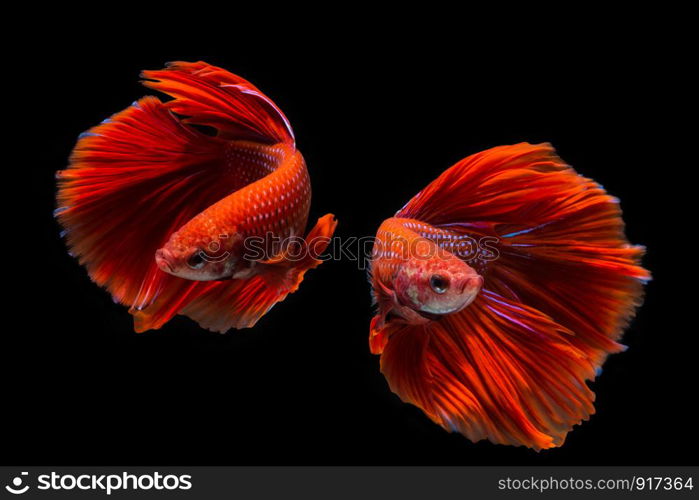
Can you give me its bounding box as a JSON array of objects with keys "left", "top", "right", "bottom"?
[
  {"left": 56, "top": 96, "right": 228, "bottom": 311},
  {"left": 133, "top": 215, "right": 337, "bottom": 333},
  {"left": 377, "top": 291, "right": 596, "bottom": 450},
  {"left": 396, "top": 143, "right": 650, "bottom": 368},
  {"left": 141, "top": 61, "right": 294, "bottom": 144}
]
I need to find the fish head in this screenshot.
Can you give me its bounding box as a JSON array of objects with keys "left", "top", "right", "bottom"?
[
  {"left": 393, "top": 251, "right": 483, "bottom": 317},
  {"left": 155, "top": 228, "right": 242, "bottom": 281}
]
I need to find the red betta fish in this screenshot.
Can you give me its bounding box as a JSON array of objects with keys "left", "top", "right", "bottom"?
[
  {"left": 368, "top": 143, "right": 649, "bottom": 450},
  {"left": 56, "top": 61, "right": 337, "bottom": 333}
]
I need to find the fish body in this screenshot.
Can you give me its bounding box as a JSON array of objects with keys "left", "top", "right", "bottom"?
[
  {"left": 56, "top": 61, "right": 336, "bottom": 333},
  {"left": 369, "top": 143, "right": 649, "bottom": 450},
  {"left": 155, "top": 141, "right": 311, "bottom": 282}
]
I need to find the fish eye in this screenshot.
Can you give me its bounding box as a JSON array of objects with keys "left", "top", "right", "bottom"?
[
  {"left": 430, "top": 274, "right": 449, "bottom": 294},
  {"left": 187, "top": 251, "right": 206, "bottom": 270}
]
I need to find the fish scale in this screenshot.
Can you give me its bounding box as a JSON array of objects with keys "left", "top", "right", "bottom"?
[{"left": 188, "top": 140, "right": 311, "bottom": 245}]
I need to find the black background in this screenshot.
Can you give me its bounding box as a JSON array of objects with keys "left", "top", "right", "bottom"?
[{"left": 8, "top": 21, "right": 692, "bottom": 466}]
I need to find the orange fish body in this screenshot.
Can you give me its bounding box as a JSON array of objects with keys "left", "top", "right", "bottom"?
[
  {"left": 154, "top": 141, "right": 311, "bottom": 281},
  {"left": 369, "top": 143, "right": 649, "bottom": 450},
  {"left": 56, "top": 61, "right": 336, "bottom": 333}
]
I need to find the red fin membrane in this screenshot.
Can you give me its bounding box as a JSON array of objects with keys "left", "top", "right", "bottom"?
[
  {"left": 56, "top": 97, "right": 227, "bottom": 311},
  {"left": 378, "top": 291, "right": 596, "bottom": 450},
  {"left": 397, "top": 143, "right": 649, "bottom": 368},
  {"left": 131, "top": 276, "right": 275, "bottom": 333},
  {"left": 141, "top": 61, "right": 294, "bottom": 144}
]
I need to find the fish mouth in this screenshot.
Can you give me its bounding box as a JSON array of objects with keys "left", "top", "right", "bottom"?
[
  {"left": 155, "top": 248, "right": 175, "bottom": 274},
  {"left": 459, "top": 275, "right": 484, "bottom": 308},
  {"left": 460, "top": 275, "right": 483, "bottom": 295}
]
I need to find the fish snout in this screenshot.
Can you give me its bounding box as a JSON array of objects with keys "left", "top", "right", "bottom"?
[
  {"left": 155, "top": 248, "right": 175, "bottom": 274},
  {"left": 457, "top": 274, "right": 483, "bottom": 307},
  {"left": 459, "top": 274, "right": 483, "bottom": 294}
]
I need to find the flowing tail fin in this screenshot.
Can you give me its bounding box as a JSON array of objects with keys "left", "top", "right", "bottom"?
[
  {"left": 56, "top": 96, "right": 228, "bottom": 311},
  {"left": 141, "top": 61, "right": 294, "bottom": 144},
  {"left": 376, "top": 291, "right": 596, "bottom": 450},
  {"left": 56, "top": 62, "right": 309, "bottom": 331}
]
